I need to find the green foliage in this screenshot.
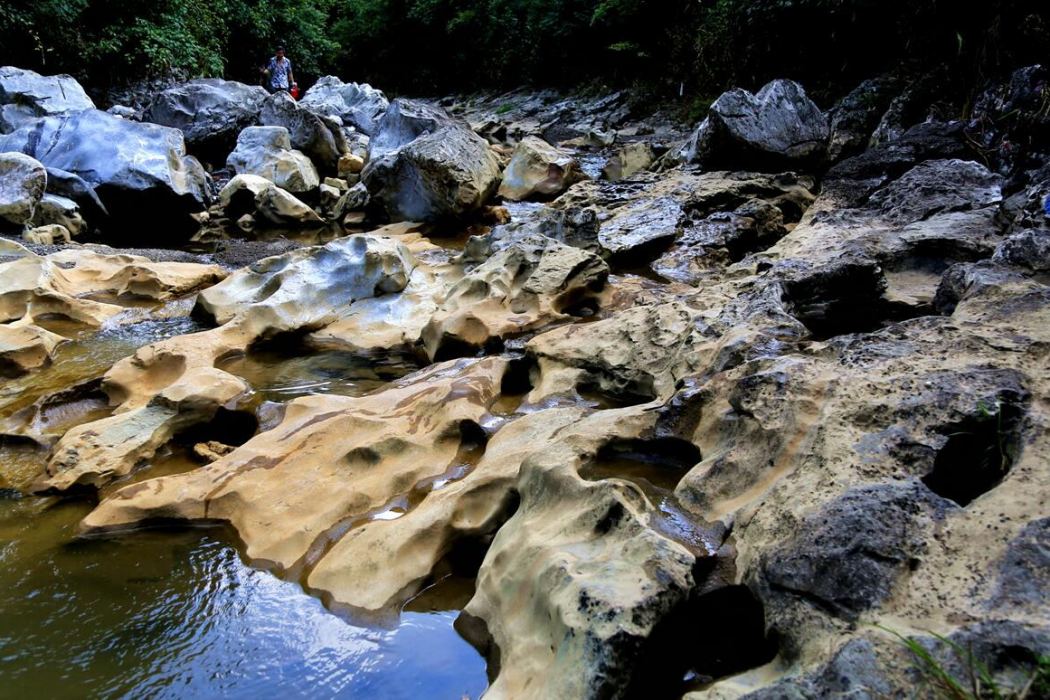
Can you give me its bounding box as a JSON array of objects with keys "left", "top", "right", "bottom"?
[
  {"left": 881, "top": 625, "right": 1050, "bottom": 699},
  {"left": 0, "top": 0, "right": 1046, "bottom": 101}
]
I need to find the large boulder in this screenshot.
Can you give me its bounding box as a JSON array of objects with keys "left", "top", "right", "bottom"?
[
  {"left": 362, "top": 99, "right": 501, "bottom": 222},
  {"left": 259, "top": 91, "right": 347, "bottom": 172},
  {"left": 142, "top": 78, "right": 268, "bottom": 161},
  {"left": 0, "top": 110, "right": 209, "bottom": 243},
  {"left": 680, "top": 79, "right": 829, "bottom": 170},
  {"left": 226, "top": 126, "right": 320, "bottom": 194},
  {"left": 0, "top": 66, "right": 94, "bottom": 133},
  {"left": 219, "top": 174, "right": 324, "bottom": 228},
  {"left": 31, "top": 193, "right": 84, "bottom": 237},
  {"left": 497, "top": 136, "right": 582, "bottom": 201},
  {"left": 298, "top": 76, "right": 389, "bottom": 136},
  {"left": 0, "top": 152, "right": 47, "bottom": 228}
]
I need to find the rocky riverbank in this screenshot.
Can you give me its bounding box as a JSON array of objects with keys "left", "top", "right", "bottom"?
[{"left": 1, "top": 64, "right": 1048, "bottom": 698}]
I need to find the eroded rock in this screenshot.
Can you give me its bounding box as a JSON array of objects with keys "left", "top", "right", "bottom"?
[
  {"left": 363, "top": 99, "right": 502, "bottom": 222},
  {"left": 227, "top": 126, "right": 320, "bottom": 194}
]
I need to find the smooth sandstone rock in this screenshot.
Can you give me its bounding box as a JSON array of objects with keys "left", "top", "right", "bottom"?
[
  {"left": 497, "top": 136, "right": 582, "bottom": 201},
  {"left": 226, "top": 126, "right": 320, "bottom": 193},
  {"left": 0, "top": 323, "right": 65, "bottom": 377}
]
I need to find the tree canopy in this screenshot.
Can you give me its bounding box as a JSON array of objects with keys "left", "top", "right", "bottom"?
[{"left": 1, "top": 0, "right": 1046, "bottom": 103}]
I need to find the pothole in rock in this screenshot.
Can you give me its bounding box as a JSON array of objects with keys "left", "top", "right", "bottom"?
[
  {"left": 923, "top": 397, "right": 1026, "bottom": 507},
  {"left": 629, "top": 584, "right": 779, "bottom": 697},
  {"left": 218, "top": 339, "right": 422, "bottom": 402},
  {"left": 292, "top": 420, "right": 492, "bottom": 606},
  {"left": 580, "top": 437, "right": 715, "bottom": 554},
  {"left": 783, "top": 262, "right": 929, "bottom": 341},
  {"left": 488, "top": 359, "right": 654, "bottom": 422}
]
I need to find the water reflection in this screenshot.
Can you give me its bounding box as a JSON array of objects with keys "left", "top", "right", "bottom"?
[{"left": 0, "top": 496, "right": 488, "bottom": 699}]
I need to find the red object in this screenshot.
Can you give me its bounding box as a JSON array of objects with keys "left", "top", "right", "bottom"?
[{"left": 290, "top": 84, "right": 300, "bottom": 100}]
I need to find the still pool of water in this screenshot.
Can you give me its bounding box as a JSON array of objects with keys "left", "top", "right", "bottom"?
[{"left": 0, "top": 495, "right": 489, "bottom": 699}]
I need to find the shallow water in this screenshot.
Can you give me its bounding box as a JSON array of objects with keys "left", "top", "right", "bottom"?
[
  {"left": 218, "top": 348, "right": 421, "bottom": 402},
  {"left": 0, "top": 496, "right": 487, "bottom": 699},
  {"left": 1, "top": 315, "right": 489, "bottom": 698}
]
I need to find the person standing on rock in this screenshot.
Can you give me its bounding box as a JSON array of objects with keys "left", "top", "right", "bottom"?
[{"left": 261, "top": 45, "right": 297, "bottom": 95}]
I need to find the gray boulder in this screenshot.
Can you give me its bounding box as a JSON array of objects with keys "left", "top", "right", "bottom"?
[
  {"left": 44, "top": 166, "right": 108, "bottom": 224},
  {"left": 31, "top": 193, "right": 84, "bottom": 237},
  {"left": 0, "top": 110, "right": 209, "bottom": 242},
  {"left": 143, "top": 78, "right": 268, "bottom": 161},
  {"left": 226, "top": 126, "right": 320, "bottom": 194},
  {"left": 0, "top": 152, "right": 47, "bottom": 228},
  {"left": 259, "top": 91, "right": 347, "bottom": 172},
  {"left": 681, "top": 79, "right": 829, "bottom": 170},
  {"left": 219, "top": 174, "right": 324, "bottom": 228},
  {"left": 299, "top": 77, "right": 389, "bottom": 136},
  {"left": 0, "top": 66, "right": 94, "bottom": 133},
  {"left": 362, "top": 99, "right": 501, "bottom": 222}
]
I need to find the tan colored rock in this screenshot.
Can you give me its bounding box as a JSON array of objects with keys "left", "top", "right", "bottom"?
[
  {"left": 23, "top": 224, "right": 71, "bottom": 245},
  {"left": 422, "top": 235, "right": 608, "bottom": 360},
  {"left": 498, "top": 136, "right": 583, "bottom": 201},
  {"left": 338, "top": 152, "right": 365, "bottom": 177},
  {"left": 0, "top": 322, "right": 65, "bottom": 376},
  {"left": 38, "top": 367, "right": 250, "bottom": 491},
  {"left": 81, "top": 357, "right": 508, "bottom": 574},
  {"left": 0, "top": 248, "right": 225, "bottom": 326},
  {"left": 602, "top": 141, "right": 654, "bottom": 182}
]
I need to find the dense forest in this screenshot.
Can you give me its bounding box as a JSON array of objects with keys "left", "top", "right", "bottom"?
[{"left": 1, "top": 0, "right": 1048, "bottom": 105}]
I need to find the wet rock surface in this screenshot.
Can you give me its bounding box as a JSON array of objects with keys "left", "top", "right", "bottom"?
[{"left": 2, "top": 66, "right": 1049, "bottom": 700}]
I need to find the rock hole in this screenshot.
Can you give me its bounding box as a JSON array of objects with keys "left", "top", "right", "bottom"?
[
  {"left": 783, "top": 262, "right": 928, "bottom": 340},
  {"left": 626, "top": 584, "right": 778, "bottom": 698},
  {"left": 173, "top": 408, "right": 258, "bottom": 448},
  {"left": 581, "top": 437, "right": 702, "bottom": 495},
  {"left": 922, "top": 398, "right": 1025, "bottom": 506}
]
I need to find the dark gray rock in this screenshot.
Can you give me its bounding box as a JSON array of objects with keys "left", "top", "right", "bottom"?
[
  {"left": 299, "top": 77, "right": 389, "bottom": 136},
  {"left": 828, "top": 76, "right": 899, "bottom": 162},
  {"left": 143, "top": 78, "right": 268, "bottom": 162},
  {"left": 755, "top": 481, "right": 951, "bottom": 623},
  {"left": 681, "top": 80, "right": 829, "bottom": 170},
  {"left": 598, "top": 196, "right": 684, "bottom": 260},
  {"left": 0, "top": 110, "right": 209, "bottom": 243},
  {"left": 990, "top": 518, "right": 1050, "bottom": 611},
  {"left": 993, "top": 229, "right": 1050, "bottom": 273},
  {"left": 823, "top": 122, "right": 972, "bottom": 206},
  {"left": 0, "top": 66, "right": 94, "bottom": 133},
  {"left": 362, "top": 99, "right": 501, "bottom": 222},
  {"left": 44, "top": 166, "right": 108, "bottom": 223}
]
